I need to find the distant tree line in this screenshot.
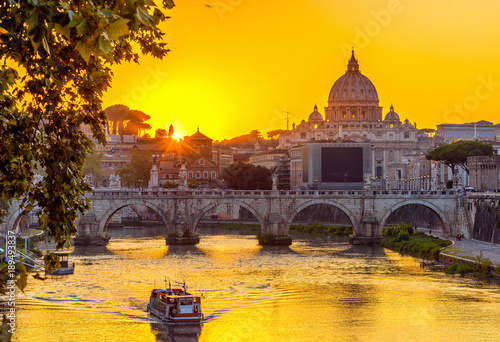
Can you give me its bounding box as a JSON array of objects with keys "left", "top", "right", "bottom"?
[{"left": 221, "top": 162, "right": 273, "bottom": 190}]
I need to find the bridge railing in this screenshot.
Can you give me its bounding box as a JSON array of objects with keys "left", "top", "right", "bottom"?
[{"left": 89, "top": 188, "right": 460, "bottom": 198}]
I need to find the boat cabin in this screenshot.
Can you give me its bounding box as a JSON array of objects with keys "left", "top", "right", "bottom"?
[
  {"left": 55, "top": 252, "right": 70, "bottom": 268},
  {"left": 148, "top": 288, "right": 203, "bottom": 323}
]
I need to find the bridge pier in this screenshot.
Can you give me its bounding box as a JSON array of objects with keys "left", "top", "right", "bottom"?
[
  {"left": 258, "top": 210, "right": 292, "bottom": 246},
  {"left": 74, "top": 214, "right": 110, "bottom": 246},
  {"left": 165, "top": 215, "right": 200, "bottom": 245},
  {"left": 350, "top": 210, "right": 383, "bottom": 245}
]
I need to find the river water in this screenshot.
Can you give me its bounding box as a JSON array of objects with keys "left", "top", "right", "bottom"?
[{"left": 13, "top": 226, "right": 500, "bottom": 342}]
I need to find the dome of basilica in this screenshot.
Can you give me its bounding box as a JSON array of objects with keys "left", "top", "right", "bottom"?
[
  {"left": 308, "top": 104, "right": 323, "bottom": 122},
  {"left": 384, "top": 105, "right": 400, "bottom": 122},
  {"left": 328, "top": 51, "right": 379, "bottom": 103}
]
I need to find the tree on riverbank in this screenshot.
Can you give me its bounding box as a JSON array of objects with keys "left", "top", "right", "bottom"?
[
  {"left": 116, "top": 150, "right": 153, "bottom": 188},
  {"left": 0, "top": 0, "right": 176, "bottom": 301},
  {"left": 221, "top": 162, "right": 273, "bottom": 190},
  {"left": 426, "top": 141, "right": 494, "bottom": 174},
  {"left": 0, "top": 0, "right": 175, "bottom": 247}
]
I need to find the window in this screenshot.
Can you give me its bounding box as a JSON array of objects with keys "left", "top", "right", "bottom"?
[
  {"left": 203, "top": 171, "right": 208, "bottom": 179},
  {"left": 404, "top": 132, "right": 410, "bottom": 139},
  {"left": 188, "top": 171, "right": 193, "bottom": 179},
  {"left": 211, "top": 171, "right": 216, "bottom": 179},
  {"left": 301, "top": 133, "right": 306, "bottom": 139},
  {"left": 195, "top": 171, "right": 201, "bottom": 178},
  {"left": 376, "top": 150, "right": 382, "bottom": 160}
]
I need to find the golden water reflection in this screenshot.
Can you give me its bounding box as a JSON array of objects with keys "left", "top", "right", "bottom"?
[{"left": 12, "top": 230, "right": 500, "bottom": 342}]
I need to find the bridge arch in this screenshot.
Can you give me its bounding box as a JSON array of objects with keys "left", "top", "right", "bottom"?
[
  {"left": 2, "top": 206, "right": 25, "bottom": 233},
  {"left": 192, "top": 199, "right": 265, "bottom": 234},
  {"left": 285, "top": 199, "right": 358, "bottom": 235},
  {"left": 379, "top": 200, "right": 450, "bottom": 235},
  {"left": 97, "top": 200, "right": 170, "bottom": 235}
]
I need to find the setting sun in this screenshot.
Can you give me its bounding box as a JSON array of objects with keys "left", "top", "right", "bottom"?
[{"left": 102, "top": 0, "right": 500, "bottom": 141}]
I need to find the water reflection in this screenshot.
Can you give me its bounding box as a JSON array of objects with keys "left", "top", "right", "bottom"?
[
  {"left": 17, "top": 226, "right": 500, "bottom": 342},
  {"left": 71, "top": 245, "right": 114, "bottom": 256},
  {"left": 149, "top": 322, "right": 202, "bottom": 342}
]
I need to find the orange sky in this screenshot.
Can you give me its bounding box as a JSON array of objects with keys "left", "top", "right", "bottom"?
[{"left": 102, "top": 0, "right": 500, "bottom": 141}]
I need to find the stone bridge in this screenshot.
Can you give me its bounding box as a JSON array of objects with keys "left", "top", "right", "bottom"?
[{"left": 1, "top": 189, "right": 471, "bottom": 245}]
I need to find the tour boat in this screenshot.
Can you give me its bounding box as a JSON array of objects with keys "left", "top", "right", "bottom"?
[
  {"left": 45, "top": 252, "right": 75, "bottom": 275},
  {"left": 147, "top": 284, "right": 204, "bottom": 323}
]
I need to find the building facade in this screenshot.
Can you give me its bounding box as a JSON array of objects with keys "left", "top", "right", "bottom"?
[
  {"left": 468, "top": 156, "right": 500, "bottom": 191},
  {"left": 278, "top": 51, "right": 434, "bottom": 183}
]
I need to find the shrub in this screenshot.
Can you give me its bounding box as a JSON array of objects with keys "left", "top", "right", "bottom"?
[
  {"left": 445, "top": 262, "right": 474, "bottom": 276},
  {"left": 383, "top": 222, "right": 414, "bottom": 238},
  {"left": 259, "top": 233, "right": 276, "bottom": 244},
  {"left": 289, "top": 223, "right": 352, "bottom": 235},
  {"left": 472, "top": 252, "right": 492, "bottom": 274}
]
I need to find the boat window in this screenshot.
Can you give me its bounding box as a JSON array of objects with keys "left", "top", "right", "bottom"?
[{"left": 180, "top": 300, "right": 193, "bottom": 305}]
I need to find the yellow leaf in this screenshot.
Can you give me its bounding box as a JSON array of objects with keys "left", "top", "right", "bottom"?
[
  {"left": 16, "top": 257, "right": 27, "bottom": 294},
  {"left": 75, "top": 41, "right": 90, "bottom": 63},
  {"left": 107, "top": 18, "right": 130, "bottom": 40}
]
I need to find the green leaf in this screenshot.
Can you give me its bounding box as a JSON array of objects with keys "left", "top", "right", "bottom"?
[
  {"left": 76, "top": 19, "right": 89, "bottom": 36},
  {"left": 107, "top": 18, "right": 130, "bottom": 40},
  {"left": 43, "top": 253, "right": 61, "bottom": 273},
  {"left": 54, "top": 24, "right": 70, "bottom": 39},
  {"left": 75, "top": 41, "right": 90, "bottom": 63},
  {"left": 143, "top": 0, "right": 157, "bottom": 7},
  {"left": 98, "top": 36, "right": 113, "bottom": 55}
]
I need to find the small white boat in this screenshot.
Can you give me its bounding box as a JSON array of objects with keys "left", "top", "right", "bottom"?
[{"left": 147, "top": 284, "right": 204, "bottom": 323}]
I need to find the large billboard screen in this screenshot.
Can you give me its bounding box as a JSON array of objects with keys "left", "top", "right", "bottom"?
[{"left": 321, "top": 147, "right": 363, "bottom": 183}]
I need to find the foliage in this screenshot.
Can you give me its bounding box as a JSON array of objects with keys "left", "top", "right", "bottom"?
[
  {"left": 187, "top": 179, "right": 199, "bottom": 189},
  {"left": 82, "top": 148, "right": 104, "bottom": 187},
  {"left": 43, "top": 252, "right": 61, "bottom": 273},
  {"left": 0, "top": 0, "right": 175, "bottom": 253},
  {"left": 381, "top": 224, "right": 451, "bottom": 261},
  {"left": 289, "top": 223, "right": 352, "bottom": 235},
  {"left": 267, "top": 129, "right": 286, "bottom": 139},
  {"left": 256, "top": 230, "right": 275, "bottom": 244},
  {"left": 15, "top": 257, "right": 27, "bottom": 294},
  {"left": 426, "top": 141, "right": 494, "bottom": 174},
  {"left": 155, "top": 128, "right": 167, "bottom": 139},
  {"left": 116, "top": 149, "right": 152, "bottom": 187},
  {"left": 0, "top": 314, "right": 12, "bottom": 341},
  {"left": 444, "top": 262, "right": 474, "bottom": 276},
  {"left": 472, "top": 251, "right": 492, "bottom": 274},
  {"left": 220, "top": 130, "right": 278, "bottom": 149},
  {"left": 161, "top": 181, "right": 177, "bottom": 188},
  {"left": 383, "top": 222, "right": 414, "bottom": 242},
  {"left": 222, "top": 162, "right": 273, "bottom": 190}
]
